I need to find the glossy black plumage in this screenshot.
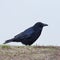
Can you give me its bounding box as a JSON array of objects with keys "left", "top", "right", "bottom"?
[{"left": 4, "top": 22, "right": 48, "bottom": 45}]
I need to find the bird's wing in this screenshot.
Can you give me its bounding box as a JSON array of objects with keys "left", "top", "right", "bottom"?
[{"left": 14, "top": 27, "right": 34, "bottom": 39}]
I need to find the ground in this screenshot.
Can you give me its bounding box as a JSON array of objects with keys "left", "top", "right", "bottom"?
[{"left": 0, "top": 45, "right": 60, "bottom": 60}]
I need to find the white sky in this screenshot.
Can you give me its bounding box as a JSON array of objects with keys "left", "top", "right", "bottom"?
[{"left": 0, "top": 0, "right": 60, "bottom": 46}]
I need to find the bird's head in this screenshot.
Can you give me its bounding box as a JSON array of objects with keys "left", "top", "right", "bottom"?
[{"left": 34, "top": 22, "right": 48, "bottom": 28}]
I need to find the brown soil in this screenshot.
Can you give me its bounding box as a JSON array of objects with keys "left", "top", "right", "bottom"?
[{"left": 0, "top": 45, "right": 60, "bottom": 60}]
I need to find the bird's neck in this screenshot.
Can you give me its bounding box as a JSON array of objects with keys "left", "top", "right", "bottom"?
[{"left": 33, "top": 26, "right": 43, "bottom": 32}]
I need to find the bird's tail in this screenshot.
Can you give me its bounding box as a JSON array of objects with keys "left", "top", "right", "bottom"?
[{"left": 3, "top": 38, "right": 14, "bottom": 44}]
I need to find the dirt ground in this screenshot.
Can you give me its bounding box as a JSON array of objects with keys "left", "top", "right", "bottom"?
[{"left": 0, "top": 45, "right": 60, "bottom": 60}]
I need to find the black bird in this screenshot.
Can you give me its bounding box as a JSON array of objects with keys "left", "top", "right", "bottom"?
[{"left": 4, "top": 22, "right": 48, "bottom": 45}]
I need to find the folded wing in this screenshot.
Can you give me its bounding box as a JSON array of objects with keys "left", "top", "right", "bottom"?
[{"left": 14, "top": 27, "right": 34, "bottom": 40}]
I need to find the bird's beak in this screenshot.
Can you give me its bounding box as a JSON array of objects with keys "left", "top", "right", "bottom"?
[{"left": 44, "top": 24, "right": 48, "bottom": 26}]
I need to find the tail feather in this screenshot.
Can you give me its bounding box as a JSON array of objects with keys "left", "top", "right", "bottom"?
[{"left": 3, "top": 38, "right": 14, "bottom": 44}]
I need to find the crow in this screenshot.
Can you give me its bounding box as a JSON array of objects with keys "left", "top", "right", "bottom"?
[{"left": 3, "top": 22, "right": 48, "bottom": 45}]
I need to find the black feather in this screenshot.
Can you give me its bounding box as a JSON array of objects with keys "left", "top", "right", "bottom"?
[{"left": 3, "top": 22, "right": 48, "bottom": 45}]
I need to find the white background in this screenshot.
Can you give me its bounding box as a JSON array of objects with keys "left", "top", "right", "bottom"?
[{"left": 0, "top": 0, "right": 60, "bottom": 46}]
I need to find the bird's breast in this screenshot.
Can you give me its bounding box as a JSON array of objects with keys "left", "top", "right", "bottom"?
[{"left": 33, "top": 29, "right": 42, "bottom": 39}]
